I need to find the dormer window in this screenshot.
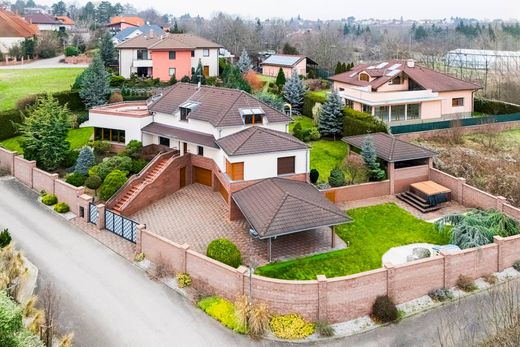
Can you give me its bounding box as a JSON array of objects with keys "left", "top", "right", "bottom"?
[
  {"left": 359, "top": 72, "right": 370, "bottom": 82},
  {"left": 240, "top": 108, "right": 265, "bottom": 125},
  {"left": 389, "top": 75, "right": 402, "bottom": 85},
  {"left": 179, "top": 101, "right": 199, "bottom": 121}
]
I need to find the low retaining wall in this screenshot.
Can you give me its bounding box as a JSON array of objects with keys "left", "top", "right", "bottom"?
[
  {"left": 321, "top": 180, "right": 391, "bottom": 204},
  {"left": 138, "top": 226, "right": 520, "bottom": 323},
  {"left": 394, "top": 165, "right": 430, "bottom": 193}
]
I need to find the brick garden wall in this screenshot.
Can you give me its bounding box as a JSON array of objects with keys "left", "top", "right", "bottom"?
[
  {"left": 32, "top": 169, "right": 58, "bottom": 194},
  {"left": 0, "top": 148, "right": 15, "bottom": 173},
  {"left": 321, "top": 180, "right": 391, "bottom": 204},
  {"left": 394, "top": 165, "right": 430, "bottom": 193}
]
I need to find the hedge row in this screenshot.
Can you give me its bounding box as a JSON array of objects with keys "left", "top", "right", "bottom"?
[
  {"left": 343, "top": 107, "right": 388, "bottom": 136},
  {"left": 302, "top": 91, "right": 326, "bottom": 117},
  {"left": 0, "top": 109, "right": 23, "bottom": 141},
  {"left": 474, "top": 97, "right": 520, "bottom": 115}
]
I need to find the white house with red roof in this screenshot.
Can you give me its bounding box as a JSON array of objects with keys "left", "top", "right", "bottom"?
[
  {"left": 330, "top": 59, "right": 481, "bottom": 123},
  {"left": 0, "top": 9, "right": 38, "bottom": 54}
]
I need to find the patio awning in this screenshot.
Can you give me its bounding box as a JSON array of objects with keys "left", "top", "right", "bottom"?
[{"left": 232, "top": 178, "right": 351, "bottom": 240}]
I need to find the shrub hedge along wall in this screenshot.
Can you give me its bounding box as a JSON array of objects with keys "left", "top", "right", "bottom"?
[
  {"left": 0, "top": 109, "right": 23, "bottom": 141},
  {"left": 474, "top": 97, "right": 520, "bottom": 115}
]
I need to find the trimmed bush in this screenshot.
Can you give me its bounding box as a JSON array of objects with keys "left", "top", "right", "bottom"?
[
  {"left": 54, "top": 202, "right": 70, "bottom": 213},
  {"left": 0, "top": 109, "right": 23, "bottom": 141},
  {"left": 61, "top": 149, "right": 79, "bottom": 169},
  {"left": 456, "top": 275, "right": 478, "bottom": 292},
  {"left": 206, "top": 238, "right": 241, "bottom": 268},
  {"left": 65, "top": 173, "right": 86, "bottom": 187},
  {"left": 64, "top": 46, "right": 79, "bottom": 57},
  {"left": 269, "top": 314, "right": 315, "bottom": 339},
  {"left": 428, "top": 288, "right": 453, "bottom": 302},
  {"left": 109, "top": 75, "right": 126, "bottom": 87},
  {"left": 328, "top": 167, "right": 345, "bottom": 187},
  {"left": 109, "top": 92, "right": 124, "bottom": 103},
  {"left": 15, "top": 95, "right": 38, "bottom": 110},
  {"left": 41, "top": 194, "right": 58, "bottom": 206},
  {"left": 475, "top": 97, "right": 520, "bottom": 115},
  {"left": 99, "top": 170, "right": 128, "bottom": 201},
  {"left": 303, "top": 92, "right": 326, "bottom": 117},
  {"left": 371, "top": 295, "right": 399, "bottom": 323},
  {"left": 0, "top": 229, "right": 11, "bottom": 248},
  {"left": 309, "top": 168, "right": 319, "bottom": 184},
  {"left": 176, "top": 273, "right": 192, "bottom": 288},
  {"left": 91, "top": 140, "right": 111, "bottom": 156},
  {"left": 343, "top": 108, "right": 388, "bottom": 136},
  {"left": 94, "top": 156, "right": 132, "bottom": 180},
  {"left": 85, "top": 175, "right": 102, "bottom": 190},
  {"left": 51, "top": 90, "right": 85, "bottom": 111},
  {"left": 198, "top": 296, "right": 247, "bottom": 334},
  {"left": 124, "top": 140, "right": 143, "bottom": 158}
]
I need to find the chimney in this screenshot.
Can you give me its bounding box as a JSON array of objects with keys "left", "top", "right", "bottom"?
[
  {"left": 406, "top": 59, "right": 415, "bottom": 68},
  {"left": 149, "top": 30, "right": 154, "bottom": 39}
]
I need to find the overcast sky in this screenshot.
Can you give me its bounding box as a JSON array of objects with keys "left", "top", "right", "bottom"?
[{"left": 37, "top": 0, "right": 519, "bottom": 21}]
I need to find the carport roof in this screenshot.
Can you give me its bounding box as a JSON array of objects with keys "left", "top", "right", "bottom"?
[
  {"left": 141, "top": 122, "right": 218, "bottom": 148},
  {"left": 232, "top": 178, "right": 351, "bottom": 239},
  {"left": 342, "top": 132, "right": 437, "bottom": 162}
]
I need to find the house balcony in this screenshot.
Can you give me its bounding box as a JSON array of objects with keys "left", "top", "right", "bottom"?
[
  {"left": 338, "top": 88, "right": 441, "bottom": 106},
  {"left": 133, "top": 59, "right": 153, "bottom": 68}
]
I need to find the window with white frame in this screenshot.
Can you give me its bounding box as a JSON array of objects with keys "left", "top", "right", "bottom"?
[
  {"left": 203, "top": 48, "right": 210, "bottom": 57},
  {"left": 169, "top": 68, "right": 176, "bottom": 76}
]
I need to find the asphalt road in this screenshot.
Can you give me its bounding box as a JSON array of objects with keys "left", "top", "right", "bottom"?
[
  {"left": 0, "top": 177, "right": 513, "bottom": 347},
  {"left": 0, "top": 55, "right": 88, "bottom": 69}
]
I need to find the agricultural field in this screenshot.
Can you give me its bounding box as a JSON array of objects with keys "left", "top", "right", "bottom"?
[{"left": 0, "top": 68, "right": 84, "bottom": 111}]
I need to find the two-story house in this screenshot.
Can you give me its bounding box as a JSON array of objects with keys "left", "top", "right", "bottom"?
[
  {"left": 330, "top": 59, "right": 481, "bottom": 123},
  {"left": 116, "top": 33, "right": 222, "bottom": 81}
]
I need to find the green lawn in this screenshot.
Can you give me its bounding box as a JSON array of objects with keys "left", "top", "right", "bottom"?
[
  {"left": 0, "top": 68, "right": 84, "bottom": 111},
  {"left": 256, "top": 203, "right": 451, "bottom": 280},
  {"left": 289, "top": 115, "right": 314, "bottom": 133},
  {"left": 0, "top": 127, "right": 93, "bottom": 154},
  {"left": 309, "top": 140, "right": 349, "bottom": 183}
]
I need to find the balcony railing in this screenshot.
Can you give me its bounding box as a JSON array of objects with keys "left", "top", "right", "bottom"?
[
  {"left": 133, "top": 59, "right": 153, "bottom": 68},
  {"left": 339, "top": 88, "right": 440, "bottom": 105}
]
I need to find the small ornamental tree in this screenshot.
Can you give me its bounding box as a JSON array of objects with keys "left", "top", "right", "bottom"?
[
  {"left": 99, "top": 170, "right": 128, "bottom": 201},
  {"left": 80, "top": 54, "right": 110, "bottom": 108},
  {"left": 99, "top": 32, "right": 116, "bottom": 67},
  {"left": 19, "top": 95, "right": 70, "bottom": 171},
  {"left": 318, "top": 91, "right": 343, "bottom": 139},
  {"left": 275, "top": 67, "right": 286, "bottom": 88},
  {"left": 361, "top": 134, "right": 386, "bottom": 181},
  {"left": 328, "top": 167, "right": 345, "bottom": 187},
  {"left": 190, "top": 59, "right": 206, "bottom": 85},
  {"left": 283, "top": 70, "right": 306, "bottom": 114},
  {"left": 74, "top": 146, "right": 96, "bottom": 175},
  {"left": 309, "top": 169, "right": 319, "bottom": 184},
  {"left": 237, "top": 48, "right": 251, "bottom": 73}
]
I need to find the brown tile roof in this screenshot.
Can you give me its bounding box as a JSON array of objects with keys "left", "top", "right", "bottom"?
[
  {"left": 141, "top": 122, "right": 218, "bottom": 148},
  {"left": 232, "top": 178, "right": 351, "bottom": 239},
  {"left": 342, "top": 132, "right": 437, "bottom": 162},
  {"left": 330, "top": 60, "right": 480, "bottom": 92},
  {"left": 55, "top": 16, "right": 74, "bottom": 25},
  {"left": 150, "top": 33, "right": 221, "bottom": 49},
  {"left": 0, "top": 9, "right": 38, "bottom": 37},
  {"left": 109, "top": 16, "right": 144, "bottom": 27},
  {"left": 216, "top": 126, "right": 307, "bottom": 156},
  {"left": 115, "top": 34, "right": 162, "bottom": 48},
  {"left": 24, "top": 12, "right": 61, "bottom": 25},
  {"left": 149, "top": 83, "right": 291, "bottom": 128}
]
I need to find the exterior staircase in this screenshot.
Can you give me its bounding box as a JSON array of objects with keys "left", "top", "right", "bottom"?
[
  {"left": 396, "top": 191, "right": 442, "bottom": 213},
  {"left": 107, "top": 150, "right": 179, "bottom": 214}
]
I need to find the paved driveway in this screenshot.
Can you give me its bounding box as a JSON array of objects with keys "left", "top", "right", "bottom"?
[{"left": 0, "top": 55, "right": 88, "bottom": 69}]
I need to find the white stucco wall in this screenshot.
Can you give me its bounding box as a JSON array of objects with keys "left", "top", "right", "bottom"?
[
  {"left": 119, "top": 49, "right": 136, "bottom": 78},
  {"left": 85, "top": 113, "right": 153, "bottom": 145},
  {"left": 0, "top": 37, "right": 25, "bottom": 54},
  {"left": 192, "top": 48, "right": 219, "bottom": 77}
]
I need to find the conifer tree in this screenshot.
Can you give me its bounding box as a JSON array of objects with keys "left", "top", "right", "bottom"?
[
  {"left": 318, "top": 91, "right": 343, "bottom": 139},
  {"left": 99, "top": 32, "right": 116, "bottom": 67},
  {"left": 190, "top": 59, "right": 206, "bottom": 85},
  {"left": 237, "top": 48, "right": 251, "bottom": 73},
  {"left": 80, "top": 54, "right": 110, "bottom": 108},
  {"left": 275, "top": 67, "right": 286, "bottom": 88},
  {"left": 283, "top": 70, "right": 306, "bottom": 114},
  {"left": 74, "top": 146, "right": 96, "bottom": 175}
]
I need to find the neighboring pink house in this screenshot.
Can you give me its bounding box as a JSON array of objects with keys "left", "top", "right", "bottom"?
[
  {"left": 330, "top": 59, "right": 481, "bottom": 123},
  {"left": 107, "top": 16, "right": 145, "bottom": 32},
  {"left": 261, "top": 54, "right": 317, "bottom": 78}
]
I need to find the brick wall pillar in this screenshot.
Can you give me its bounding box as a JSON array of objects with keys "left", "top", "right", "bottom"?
[
  {"left": 427, "top": 158, "right": 433, "bottom": 179},
  {"left": 496, "top": 196, "right": 507, "bottom": 212},
  {"left": 456, "top": 177, "right": 466, "bottom": 204},
  {"left": 317, "top": 275, "right": 328, "bottom": 322},
  {"left": 388, "top": 162, "right": 395, "bottom": 195},
  {"left": 237, "top": 266, "right": 248, "bottom": 296},
  {"left": 441, "top": 251, "right": 453, "bottom": 288},
  {"left": 493, "top": 236, "right": 505, "bottom": 272},
  {"left": 180, "top": 243, "right": 190, "bottom": 273},
  {"left": 49, "top": 173, "right": 59, "bottom": 195},
  {"left": 96, "top": 204, "right": 106, "bottom": 230},
  {"left": 384, "top": 264, "right": 395, "bottom": 300},
  {"left": 135, "top": 224, "right": 146, "bottom": 253},
  {"left": 78, "top": 194, "right": 92, "bottom": 222}
]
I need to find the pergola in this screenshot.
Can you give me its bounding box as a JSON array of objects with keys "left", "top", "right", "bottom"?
[{"left": 232, "top": 178, "right": 351, "bottom": 262}]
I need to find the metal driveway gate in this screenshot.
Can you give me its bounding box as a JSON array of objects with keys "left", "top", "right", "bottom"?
[
  {"left": 105, "top": 209, "right": 138, "bottom": 243},
  {"left": 88, "top": 203, "right": 98, "bottom": 225}
]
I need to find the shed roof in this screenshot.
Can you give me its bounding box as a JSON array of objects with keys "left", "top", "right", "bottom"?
[
  {"left": 342, "top": 132, "right": 437, "bottom": 162},
  {"left": 232, "top": 178, "right": 351, "bottom": 239},
  {"left": 261, "top": 54, "right": 317, "bottom": 68}
]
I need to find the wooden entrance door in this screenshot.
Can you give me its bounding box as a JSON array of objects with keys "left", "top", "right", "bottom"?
[
  {"left": 179, "top": 167, "right": 186, "bottom": 188},
  {"left": 183, "top": 142, "right": 188, "bottom": 154},
  {"left": 193, "top": 167, "right": 212, "bottom": 186},
  {"left": 203, "top": 65, "right": 209, "bottom": 77}
]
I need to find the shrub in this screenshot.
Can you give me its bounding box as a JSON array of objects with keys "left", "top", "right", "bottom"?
[
  {"left": 0, "top": 290, "right": 24, "bottom": 347},
  {"left": 308, "top": 127, "right": 321, "bottom": 140},
  {"left": 456, "top": 275, "right": 478, "bottom": 292},
  {"left": 343, "top": 108, "right": 388, "bottom": 136},
  {"left": 371, "top": 295, "right": 399, "bottom": 323},
  {"left": 109, "top": 92, "right": 124, "bottom": 103},
  {"left": 150, "top": 254, "right": 173, "bottom": 279},
  {"left": 74, "top": 146, "right": 96, "bottom": 175},
  {"left": 109, "top": 75, "right": 126, "bottom": 87},
  {"left": 134, "top": 252, "right": 145, "bottom": 262},
  {"left": 176, "top": 273, "right": 192, "bottom": 288},
  {"left": 309, "top": 169, "right": 319, "bottom": 184},
  {"left": 95, "top": 156, "right": 132, "bottom": 180},
  {"left": 249, "top": 302, "right": 270, "bottom": 337},
  {"left": 99, "top": 170, "right": 128, "bottom": 201},
  {"left": 91, "top": 140, "right": 111, "bottom": 156},
  {"left": 513, "top": 260, "right": 520, "bottom": 272},
  {"left": 131, "top": 159, "right": 148, "bottom": 174},
  {"left": 315, "top": 320, "right": 335, "bottom": 337},
  {"left": 85, "top": 175, "right": 102, "bottom": 191},
  {"left": 428, "top": 288, "right": 453, "bottom": 302},
  {"left": 61, "top": 149, "right": 79, "bottom": 169},
  {"left": 52, "top": 91, "right": 85, "bottom": 111},
  {"left": 65, "top": 173, "right": 86, "bottom": 187},
  {"left": 124, "top": 140, "right": 143, "bottom": 159},
  {"left": 303, "top": 92, "right": 326, "bottom": 117},
  {"left": 328, "top": 167, "right": 345, "bottom": 187},
  {"left": 180, "top": 75, "right": 190, "bottom": 83},
  {"left": 474, "top": 97, "right": 520, "bottom": 115},
  {"left": 16, "top": 95, "right": 38, "bottom": 110},
  {"left": 54, "top": 202, "right": 70, "bottom": 213},
  {"left": 206, "top": 239, "right": 241, "bottom": 268},
  {"left": 0, "top": 109, "right": 23, "bottom": 141},
  {"left": 198, "top": 296, "right": 247, "bottom": 334},
  {"left": 483, "top": 274, "right": 498, "bottom": 285},
  {"left": 269, "top": 314, "right": 315, "bottom": 339},
  {"left": 0, "top": 229, "right": 11, "bottom": 248},
  {"left": 64, "top": 46, "right": 79, "bottom": 57},
  {"left": 41, "top": 194, "right": 58, "bottom": 206}
]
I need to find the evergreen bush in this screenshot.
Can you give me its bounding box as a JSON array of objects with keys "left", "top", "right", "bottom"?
[
  {"left": 328, "top": 167, "right": 345, "bottom": 187},
  {"left": 99, "top": 170, "right": 128, "bottom": 201},
  {"left": 74, "top": 146, "right": 96, "bottom": 175},
  {"left": 206, "top": 239, "right": 242, "bottom": 268}
]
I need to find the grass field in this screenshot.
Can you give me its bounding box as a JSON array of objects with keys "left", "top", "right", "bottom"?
[
  {"left": 256, "top": 203, "right": 450, "bottom": 280},
  {"left": 0, "top": 68, "right": 84, "bottom": 111},
  {"left": 0, "top": 127, "right": 93, "bottom": 154}
]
